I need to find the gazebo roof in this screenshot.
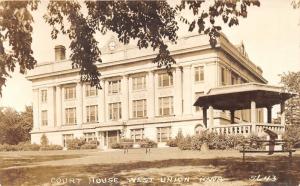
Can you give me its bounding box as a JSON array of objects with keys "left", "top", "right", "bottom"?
[{"left": 194, "top": 83, "right": 296, "bottom": 110}]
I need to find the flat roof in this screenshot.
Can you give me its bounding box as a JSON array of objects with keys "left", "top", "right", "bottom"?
[{"left": 194, "top": 83, "right": 296, "bottom": 110}]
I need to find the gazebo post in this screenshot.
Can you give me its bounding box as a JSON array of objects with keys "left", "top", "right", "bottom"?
[
  {"left": 202, "top": 107, "right": 208, "bottom": 128},
  {"left": 267, "top": 106, "right": 272, "bottom": 123},
  {"left": 230, "top": 110, "right": 235, "bottom": 124},
  {"left": 251, "top": 100, "right": 257, "bottom": 133},
  {"left": 280, "top": 101, "right": 286, "bottom": 125},
  {"left": 208, "top": 105, "right": 214, "bottom": 129}
]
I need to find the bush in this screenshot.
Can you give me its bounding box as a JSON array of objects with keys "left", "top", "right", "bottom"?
[
  {"left": 178, "top": 135, "right": 192, "bottom": 150},
  {"left": 0, "top": 143, "right": 41, "bottom": 151},
  {"left": 66, "top": 138, "right": 86, "bottom": 150},
  {"left": 40, "top": 134, "right": 49, "bottom": 146},
  {"left": 166, "top": 138, "right": 177, "bottom": 147},
  {"left": 283, "top": 125, "right": 300, "bottom": 148},
  {"left": 0, "top": 144, "right": 17, "bottom": 151},
  {"left": 40, "top": 145, "right": 63, "bottom": 151},
  {"left": 111, "top": 143, "right": 123, "bottom": 149},
  {"left": 80, "top": 144, "right": 97, "bottom": 150},
  {"left": 139, "top": 138, "right": 157, "bottom": 148},
  {"left": 191, "top": 135, "right": 203, "bottom": 150},
  {"left": 17, "top": 142, "right": 40, "bottom": 151}
]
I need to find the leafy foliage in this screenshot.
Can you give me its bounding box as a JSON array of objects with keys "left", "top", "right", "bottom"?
[
  {"left": 280, "top": 71, "right": 300, "bottom": 125},
  {"left": 40, "top": 134, "right": 49, "bottom": 146},
  {"left": 0, "top": 106, "right": 33, "bottom": 145},
  {"left": 0, "top": 0, "right": 261, "bottom": 93},
  {"left": 66, "top": 138, "right": 98, "bottom": 150},
  {"left": 283, "top": 125, "right": 300, "bottom": 148}
]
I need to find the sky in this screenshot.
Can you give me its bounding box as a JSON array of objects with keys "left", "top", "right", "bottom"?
[{"left": 0, "top": 0, "right": 299, "bottom": 112}]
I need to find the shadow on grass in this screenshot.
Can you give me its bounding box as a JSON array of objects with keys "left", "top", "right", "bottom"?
[{"left": 0, "top": 155, "right": 299, "bottom": 185}]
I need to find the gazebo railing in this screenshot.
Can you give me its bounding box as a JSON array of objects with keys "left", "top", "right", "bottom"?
[{"left": 211, "top": 123, "right": 285, "bottom": 137}]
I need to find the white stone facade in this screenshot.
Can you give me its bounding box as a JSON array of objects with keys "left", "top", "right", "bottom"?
[{"left": 27, "top": 34, "right": 266, "bottom": 149}]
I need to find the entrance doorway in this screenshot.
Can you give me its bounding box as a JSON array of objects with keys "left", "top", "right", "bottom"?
[{"left": 103, "top": 130, "right": 120, "bottom": 148}]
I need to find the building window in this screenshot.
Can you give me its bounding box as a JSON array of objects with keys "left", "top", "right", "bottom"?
[
  {"left": 41, "top": 90, "right": 47, "bottom": 103},
  {"left": 108, "top": 80, "right": 121, "bottom": 94},
  {"left": 65, "top": 107, "right": 76, "bottom": 125},
  {"left": 130, "top": 128, "right": 144, "bottom": 143},
  {"left": 63, "top": 134, "right": 74, "bottom": 148},
  {"left": 221, "top": 67, "right": 226, "bottom": 85},
  {"left": 84, "top": 132, "right": 97, "bottom": 142},
  {"left": 157, "top": 127, "right": 171, "bottom": 142},
  {"left": 158, "top": 73, "right": 173, "bottom": 87},
  {"left": 195, "top": 92, "right": 204, "bottom": 112},
  {"left": 109, "top": 102, "right": 122, "bottom": 120},
  {"left": 159, "top": 96, "right": 174, "bottom": 116},
  {"left": 65, "top": 86, "right": 76, "bottom": 100},
  {"left": 195, "top": 66, "right": 204, "bottom": 82},
  {"left": 86, "top": 105, "right": 98, "bottom": 123},
  {"left": 132, "top": 75, "right": 146, "bottom": 90},
  {"left": 41, "top": 110, "right": 48, "bottom": 126},
  {"left": 86, "top": 84, "right": 98, "bottom": 97},
  {"left": 132, "top": 99, "right": 147, "bottom": 118}
]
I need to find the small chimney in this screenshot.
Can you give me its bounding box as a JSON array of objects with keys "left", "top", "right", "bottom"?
[{"left": 54, "top": 45, "right": 66, "bottom": 61}]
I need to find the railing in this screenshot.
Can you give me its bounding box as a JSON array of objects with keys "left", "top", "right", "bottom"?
[{"left": 211, "top": 123, "right": 285, "bottom": 137}]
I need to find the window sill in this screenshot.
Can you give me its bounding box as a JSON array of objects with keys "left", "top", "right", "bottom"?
[
  {"left": 155, "top": 115, "right": 175, "bottom": 118},
  {"left": 157, "top": 85, "right": 174, "bottom": 89},
  {"left": 86, "top": 95, "right": 98, "bottom": 98},
  {"left": 194, "top": 80, "right": 204, "bottom": 84},
  {"left": 64, "top": 98, "right": 76, "bottom": 101},
  {"left": 129, "top": 117, "right": 148, "bottom": 120},
  {"left": 132, "top": 88, "right": 147, "bottom": 92},
  {"left": 83, "top": 122, "right": 99, "bottom": 125}
]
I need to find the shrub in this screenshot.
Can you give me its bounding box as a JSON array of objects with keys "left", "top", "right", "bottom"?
[
  {"left": 178, "top": 135, "right": 192, "bottom": 150},
  {"left": 247, "top": 134, "right": 264, "bottom": 150},
  {"left": 17, "top": 142, "right": 40, "bottom": 151},
  {"left": 80, "top": 144, "right": 97, "bottom": 150},
  {"left": 0, "top": 144, "right": 17, "bottom": 151},
  {"left": 139, "top": 138, "right": 157, "bottom": 148},
  {"left": 191, "top": 135, "right": 203, "bottom": 150},
  {"left": 40, "top": 134, "right": 49, "bottom": 146},
  {"left": 111, "top": 143, "right": 123, "bottom": 149},
  {"left": 166, "top": 138, "right": 177, "bottom": 147},
  {"left": 66, "top": 138, "right": 86, "bottom": 150},
  {"left": 283, "top": 125, "right": 300, "bottom": 148},
  {"left": 40, "top": 145, "right": 63, "bottom": 151}
]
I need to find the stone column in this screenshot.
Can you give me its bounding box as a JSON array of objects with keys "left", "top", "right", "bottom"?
[
  {"left": 56, "top": 85, "right": 62, "bottom": 127},
  {"left": 122, "top": 75, "right": 129, "bottom": 121},
  {"left": 76, "top": 82, "right": 83, "bottom": 127},
  {"left": 174, "top": 67, "right": 183, "bottom": 116},
  {"left": 280, "top": 101, "right": 286, "bottom": 125},
  {"left": 33, "top": 88, "right": 40, "bottom": 130},
  {"left": 48, "top": 86, "right": 56, "bottom": 128},
  {"left": 147, "top": 71, "right": 155, "bottom": 118},
  {"left": 183, "top": 65, "right": 192, "bottom": 115},
  {"left": 98, "top": 80, "right": 105, "bottom": 123},
  {"left": 230, "top": 110, "right": 235, "bottom": 124},
  {"left": 250, "top": 100, "right": 257, "bottom": 133},
  {"left": 250, "top": 100, "right": 257, "bottom": 123},
  {"left": 267, "top": 106, "right": 272, "bottom": 123},
  {"left": 208, "top": 105, "right": 214, "bottom": 128}
]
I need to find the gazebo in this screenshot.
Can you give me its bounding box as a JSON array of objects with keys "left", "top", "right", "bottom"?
[{"left": 194, "top": 83, "right": 296, "bottom": 136}]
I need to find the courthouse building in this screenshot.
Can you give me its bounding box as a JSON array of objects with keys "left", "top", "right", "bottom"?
[{"left": 27, "top": 34, "right": 267, "bottom": 149}]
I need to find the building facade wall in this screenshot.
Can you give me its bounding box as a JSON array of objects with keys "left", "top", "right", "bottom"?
[{"left": 27, "top": 34, "right": 266, "bottom": 149}]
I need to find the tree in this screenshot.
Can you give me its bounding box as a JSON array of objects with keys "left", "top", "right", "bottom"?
[
  {"left": 0, "top": 106, "right": 33, "bottom": 144},
  {"left": 0, "top": 0, "right": 261, "bottom": 94},
  {"left": 280, "top": 71, "right": 300, "bottom": 125}
]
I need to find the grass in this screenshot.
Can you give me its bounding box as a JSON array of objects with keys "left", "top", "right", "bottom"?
[{"left": 0, "top": 148, "right": 299, "bottom": 186}]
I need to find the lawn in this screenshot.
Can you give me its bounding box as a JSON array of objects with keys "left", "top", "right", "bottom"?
[{"left": 0, "top": 148, "right": 299, "bottom": 186}]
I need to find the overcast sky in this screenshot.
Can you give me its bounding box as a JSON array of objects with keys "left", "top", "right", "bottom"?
[{"left": 0, "top": 0, "right": 299, "bottom": 111}]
